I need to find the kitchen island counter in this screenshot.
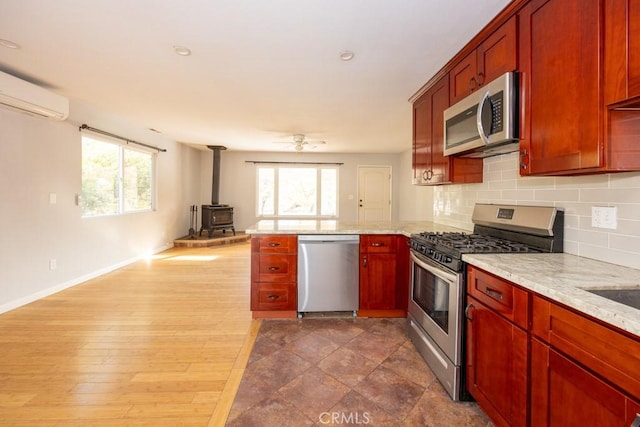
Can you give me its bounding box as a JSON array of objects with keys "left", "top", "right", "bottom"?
[
  {"left": 463, "top": 253, "right": 640, "bottom": 337},
  {"left": 245, "top": 219, "right": 466, "bottom": 236}
]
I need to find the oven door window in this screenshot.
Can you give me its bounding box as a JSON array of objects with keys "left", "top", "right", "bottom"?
[{"left": 413, "top": 263, "right": 450, "bottom": 333}]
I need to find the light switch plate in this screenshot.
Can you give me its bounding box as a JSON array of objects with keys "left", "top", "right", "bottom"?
[{"left": 592, "top": 206, "right": 617, "bottom": 230}]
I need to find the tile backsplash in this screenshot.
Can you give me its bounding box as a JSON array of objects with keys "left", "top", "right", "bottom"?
[{"left": 433, "top": 152, "right": 640, "bottom": 270}]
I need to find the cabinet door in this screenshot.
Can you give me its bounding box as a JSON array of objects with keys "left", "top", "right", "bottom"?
[
  {"left": 630, "top": 0, "right": 640, "bottom": 98},
  {"left": 450, "top": 17, "right": 517, "bottom": 105},
  {"left": 450, "top": 51, "right": 477, "bottom": 104},
  {"left": 531, "top": 338, "right": 639, "bottom": 427},
  {"left": 360, "top": 253, "right": 397, "bottom": 310},
  {"left": 428, "top": 75, "right": 451, "bottom": 184},
  {"left": 519, "top": 0, "right": 602, "bottom": 175},
  {"left": 477, "top": 16, "right": 517, "bottom": 86},
  {"left": 466, "top": 296, "right": 528, "bottom": 427},
  {"left": 412, "top": 91, "right": 431, "bottom": 184}
]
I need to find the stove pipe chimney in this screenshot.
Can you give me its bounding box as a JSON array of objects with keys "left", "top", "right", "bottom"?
[{"left": 207, "top": 145, "right": 227, "bottom": 206}]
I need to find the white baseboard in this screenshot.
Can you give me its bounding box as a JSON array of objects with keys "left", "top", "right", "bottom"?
[{"left": 0, "top": 242, "right": 174, "bottom": 315}]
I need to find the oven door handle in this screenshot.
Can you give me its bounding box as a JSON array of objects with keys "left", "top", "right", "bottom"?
[{"left": 410, "top": 251, "right": 458, "bottom": 284}]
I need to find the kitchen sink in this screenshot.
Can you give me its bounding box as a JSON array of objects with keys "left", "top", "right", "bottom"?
[{"left": 586, "top": 288, "right": 640, "bottom": 310}]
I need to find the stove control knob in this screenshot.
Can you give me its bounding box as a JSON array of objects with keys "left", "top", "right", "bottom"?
[{"left": 445, "top": 256, "right": 452, "bottom": 263}]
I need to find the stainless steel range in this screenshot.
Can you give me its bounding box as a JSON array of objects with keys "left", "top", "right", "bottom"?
[{"left": 408, "top": 204, "right": 563, "bottom": 401}]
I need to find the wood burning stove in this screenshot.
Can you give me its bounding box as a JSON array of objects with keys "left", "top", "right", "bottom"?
[
  {"left": 199, "top": 145, "right": 235, "bottom": 237},
  {"left": 200, "top": 205, "right": 235, "bottom": 237}
]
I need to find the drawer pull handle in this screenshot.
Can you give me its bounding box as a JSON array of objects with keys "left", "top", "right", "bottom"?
[
  {"left": 266, "top": 295, "right": 280, "bottom": 301},
  {"left": 485, "top": 287, "right": 503, "bottom": 300},
  {"left": 371, "top": 242, "right": 384, "bottom": 247},
  {"left": 267, "top": 242, "right": 281, "bottom": 247},
  {"left": 268, "top": 266, "right": 280, "bottom": 271},
  {"left": 632, "top": 414, "right": 640, "bottom": 427}
]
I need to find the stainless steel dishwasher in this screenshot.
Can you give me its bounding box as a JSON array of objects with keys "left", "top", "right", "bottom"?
[{"left": 297, "top": 235, "right": 359, "bottom": 316}]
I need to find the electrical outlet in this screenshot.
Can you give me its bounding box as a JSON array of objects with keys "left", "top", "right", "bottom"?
[
  {"left": 592, "top": 206, "right": 617, "bottom": 230},
  {"left": 49, "top": 193, "right": 57, "bottom": 205},
  {"left": 49, "top": 259, "right": 57, "bottom": 270}
]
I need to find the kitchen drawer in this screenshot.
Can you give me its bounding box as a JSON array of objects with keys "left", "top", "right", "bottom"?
[
  {"left": 253, "top": 254, "right": 296, "bottom": 283},
  {"left": 251, "top": 235, "right": 297, "bottom": 254},
  {"left": 360, "top": 235, "right": 397, "bottom": 253},
  {"left": 467, "top": 266, "right": 529, "bottom": 329},
  {"left": 251, "top": 283, "right": 296, "bottom": 310},
  {"left": 532, "top": 295, "right": 640, "bottom": 399}
]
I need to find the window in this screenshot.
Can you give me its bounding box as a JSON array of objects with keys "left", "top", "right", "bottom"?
[
  {"left": 81, "top": 135, "right": 155, "bottom": 217},
  {"left": 257, "top": 165, "right": 338, "bottom": 218}
]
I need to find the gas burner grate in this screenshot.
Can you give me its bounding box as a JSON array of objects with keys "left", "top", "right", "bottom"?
[{"left": 412, "top": 232, "right": 534, "bottom": 255}]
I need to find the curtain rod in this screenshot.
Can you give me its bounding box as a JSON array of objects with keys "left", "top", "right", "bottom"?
[
  {"left": 79, "top": 124, "right": 167, "bottom": 153},
  {"left": 245, "top": 160, "right": 343, "bottom": 165}
]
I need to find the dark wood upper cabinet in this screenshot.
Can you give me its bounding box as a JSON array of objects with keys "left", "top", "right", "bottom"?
[
  {"left": 519, "top": 0, "right": 640, "bottom": 175},
  {"left": 412, "top": 75, "right": 483, "bottom": 185},
  {"left": 605, "top": 0, "right": 640, "bottom": 105},
  {"left": 413, "top": 0, "right": 640, "bottom": 179},
  {"left": 518, "top": 0, "right": 602, "bottom": 175},
  {"left": 450, "top": 17, "right": 517, "bottom": 105}
]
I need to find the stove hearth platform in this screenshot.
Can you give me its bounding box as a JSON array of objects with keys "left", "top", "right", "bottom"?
[{"left": 173, "top": 231, "right": 249, "bottom": 248}]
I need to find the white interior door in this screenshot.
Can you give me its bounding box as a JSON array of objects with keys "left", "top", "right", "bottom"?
[{"left": 358, "top": 166, "right": 391, "bottom": 222}]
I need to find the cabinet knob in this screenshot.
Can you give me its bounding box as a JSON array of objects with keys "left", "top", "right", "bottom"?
[
  {"left": 268, "top": 266, "right": 280, "bottom": 271},
  {"left": 267, "top": 242, "right": 280, "bottom": 247},
  {"left": 266, "top": 295, "right": 280, "bottom": 301},
  {"left": 371, "top": 242, "right": 384, "bottom": 247},
  {"left": 363, "top": 255, "right": 368, "bottom": 268}
]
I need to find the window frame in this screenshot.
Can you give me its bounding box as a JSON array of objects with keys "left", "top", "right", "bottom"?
[
  {"left": 255, "top": 164, "right": 339, "bottom": 219},
  {"left": 81, "top": 134, "right": 157, "bottom": 218}
]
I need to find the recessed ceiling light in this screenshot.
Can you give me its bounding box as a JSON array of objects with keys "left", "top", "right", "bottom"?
[
  {"left": 0, "top": 39, "right": 20, "bottom": 49},
  {"left": 339, "top": 50, "right": 355, "bottom": 61},
  {"left": 173, "top": 45, "right": 191, "bottom": 56}
]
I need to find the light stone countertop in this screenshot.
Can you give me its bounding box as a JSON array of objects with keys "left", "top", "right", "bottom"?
[
  {"left": 463, "top": 253, "right": 640, "bottom": 337},
  {"left": 245, "top": 219, "right": 468, "bottom": 236}
]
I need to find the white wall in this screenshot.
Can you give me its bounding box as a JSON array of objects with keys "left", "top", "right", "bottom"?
[
  {"left": 434, "top": 151, "right": 640, "bottom": 269},
  {"left": 0, "top": 103, "right": 202, "bottom": 312},
  {"left": 202, "top": 150, "right": 407, "bottom": 230}
]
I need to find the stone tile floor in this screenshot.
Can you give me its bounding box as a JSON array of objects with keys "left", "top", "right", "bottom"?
[{"left": 226, "top": 317, "right": 491, "bottom": 426}]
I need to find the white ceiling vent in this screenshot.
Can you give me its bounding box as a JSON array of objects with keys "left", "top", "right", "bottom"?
[{"left": 0, "top": 70, "right": 69, "bottom": 120}]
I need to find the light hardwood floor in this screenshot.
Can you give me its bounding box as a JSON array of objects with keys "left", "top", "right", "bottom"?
[{"left": 0, "top": 242, "right": 258, "bottom": 426}]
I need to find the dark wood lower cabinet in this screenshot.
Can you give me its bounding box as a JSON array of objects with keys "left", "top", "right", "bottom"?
[
  {"left": 358, "top": 235, "right": 409, "bottom": 317},
  {"left": 467, "top": 266, "right": 640, "bottom": 427},
  {"left": 466, "top": 295, "right": 528, "bottom": 427},
  {"left": 531, "top": 338, "right": 640, "bottom": 427}
]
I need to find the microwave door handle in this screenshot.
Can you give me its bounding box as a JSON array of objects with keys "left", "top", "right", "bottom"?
[{"left": 476, "top": 90, "right": 492, "bottom": 145}]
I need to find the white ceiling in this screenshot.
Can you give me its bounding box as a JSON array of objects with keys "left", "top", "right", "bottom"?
[{"left": 0, "top": 0, "right": 511, "bottom": 153}]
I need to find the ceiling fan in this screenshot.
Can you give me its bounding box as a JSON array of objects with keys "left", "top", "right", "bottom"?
[{"left": 273, "top": 134, "right": 326, "bottom": 151}]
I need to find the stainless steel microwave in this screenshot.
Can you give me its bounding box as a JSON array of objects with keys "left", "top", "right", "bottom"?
[{"left": 443, "top": 71, "right": 519, "bottom": 158}]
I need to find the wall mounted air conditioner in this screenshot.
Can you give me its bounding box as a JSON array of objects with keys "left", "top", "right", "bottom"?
[{"left": 0, "top": 70, "right": 69, "bottom": 120}]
